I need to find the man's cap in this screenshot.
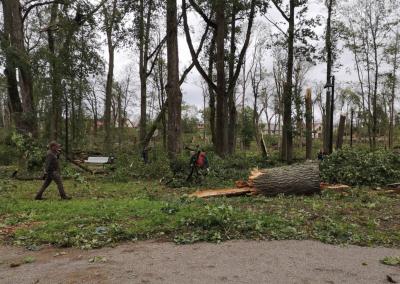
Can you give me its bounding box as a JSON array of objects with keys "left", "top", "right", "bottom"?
[{"left": 48, "top": 141, "right": 61, "bottom": 148}]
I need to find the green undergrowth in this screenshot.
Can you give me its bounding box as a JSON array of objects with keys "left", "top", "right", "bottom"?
[
  {"left": 0, "top": 178, "right": 399, "bottom": 249},
  {"left": 107, "top": 150, "right": 274, "bottom": 189},
  {"left": 320, "top": 147, "right": 400, "bottom": 186}
]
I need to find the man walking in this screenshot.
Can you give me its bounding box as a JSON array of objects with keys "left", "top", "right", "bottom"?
[{"left": 35, "top": 141, "right": 71, "bottom": 200}]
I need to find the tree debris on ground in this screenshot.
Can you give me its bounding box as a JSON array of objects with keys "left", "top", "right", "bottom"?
[
  {"left": 190, "top": 163, "right": 353, "bottom": 198},
  {"left": 189, "top": 187, "right": 258, "bottom": 198}
]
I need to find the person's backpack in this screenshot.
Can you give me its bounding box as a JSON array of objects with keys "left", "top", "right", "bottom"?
[{"left": 196, "top": 152, "right": 208, "bottom": 168}]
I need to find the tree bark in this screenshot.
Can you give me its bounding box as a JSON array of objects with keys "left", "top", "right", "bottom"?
[
  {"left": 1, "top": 0, "right": 36, "bottom": 135},
  {"left": 48, "top": 2, "right": 62, "bottom": 140},
  {"left": 249, "top": 163, "right": 320, "bottom": 196},
  {"left": 389, "top": 31, "right": 399, "bottom": 149},
  {"left": 166, "top": 0, "right": 182, "bottom": 159},
  {"left": 281, "top": 0, "right": 295, "bottom": 163},
  {"left": 305, "top": 88, "right": 313, "bottom": 160},
  {"left": 336, "top": 114, "right": 346, "bottom": 150},
  {"left": 208, "top": 33, "right": 216, "bottom": 146},
  {"left": 324, "top": 0, "right": 333, "bottom": 154},
  {"left": 372, "top": 26, "right": 379, "bottom": 150},
  {"left": 215, "top": 0, "right": 228, "bottom": 157},
  {"left": 139, "top": 0, "right": 153, "bottom": 145},
  {"left": 103, "top": 0, "right": 117, "bottom": 154},
  {"left": 227, "top": 2, "right": 237, "bottom": 155}
]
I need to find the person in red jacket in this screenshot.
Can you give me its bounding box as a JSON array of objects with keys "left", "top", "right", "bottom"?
[{"left": 187, "top": 146, "right": 209, "bottom": 181}]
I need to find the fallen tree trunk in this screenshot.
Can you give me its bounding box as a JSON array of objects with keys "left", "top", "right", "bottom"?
[
  {"left": 189, "top": 187, "right": 258, "bottom": 198},
  {"left": 66, "top": 157, "right": 93, "bottom": 174},
  {"left": 249, "top": 163, "right": 320, "bottom": 196}
]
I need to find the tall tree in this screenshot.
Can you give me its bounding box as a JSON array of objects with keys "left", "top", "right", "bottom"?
[
  {"left": 387, "top": 28, "right": 399, "bottom": 149},
  {"left": 341, "top": 0, "right": 396, "bottom": 149},
  {"left": 323, "top": 0, "right": 334, "bottom": 154},
  {"left": 102, "top": 0, "right": 127, "bottom": 153},
  {"left": 305, "top": 88, "right": 312, "bottom": 159},
  {"left": 270, "top": 0, "right": 296, "bottom": 163},
  {"left": 103, "top": 0, "right": 118, "bottom": 153},
  {"left": 43, "top": 0, "right": 106, "bottom": 140},
  {"left": 47, "top": 2, "right": 62, "bottom": 140},
  {"left": 166, "top": 0, "right": 182, "bottom": 158},
  {"left": 137, "top": 0, "right": 163, "bottom": 146},
  {"left": 268, "top": 0, "right": 319, "bottom": 162},
  {"left": 1, "top": 0, "right": 37, "bottom": 135},
  {"left": 182, "top": 0, "right": 256, "bottom": 157}
]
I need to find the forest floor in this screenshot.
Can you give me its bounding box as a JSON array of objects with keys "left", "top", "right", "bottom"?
[
  {"left": 0, "top": 177, "right": 400, "bottom": 283},
  {"left": 0, "top": 178, "right": 399, "bottom": 248},
  {"left": 1, "top": 240, "right": 400, "bottom": 283}
]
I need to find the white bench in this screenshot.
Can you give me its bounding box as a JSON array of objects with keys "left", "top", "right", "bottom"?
[
  {"left": 84, "top": 156, "right": 114, "bottom": 165},
  {"left": 85, "top": 157, "right": 111, "bottom": 164}
]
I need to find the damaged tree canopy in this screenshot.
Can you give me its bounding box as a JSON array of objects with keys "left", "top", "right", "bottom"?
[{"left": 249, "top": 163, "right": 321, "bottom": 196}]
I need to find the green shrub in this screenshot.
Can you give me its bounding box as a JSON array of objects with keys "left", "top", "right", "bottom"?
[
  {"left": 0, "top": 144, "right": 18, "bottom": 165},
  {"left": 10, "top": 132, "right": 45, "bottom": 171},
  {"left": 110, "top": 152, "right": 172, "bottom": 182},
  {"left": 320, "top": 147, "right": 400, "bottom": 186},
  {"left": 165, "top": 151, "right": 273, "bottom": 188}
]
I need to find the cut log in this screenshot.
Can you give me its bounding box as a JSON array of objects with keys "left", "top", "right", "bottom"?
[
  {"left": 249, "top": 163, "right": 320, "bottom": 196},
  {"left": 235, "top": 180, "right": 250, "bottom": 188},
  {"left": 189, "top": 188, "right": 259, "bottom": 198},
  {"left": 66, "top": 157, "right": 93, "bottom": 174}
]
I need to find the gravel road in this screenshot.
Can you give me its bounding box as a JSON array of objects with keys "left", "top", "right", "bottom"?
[{"left": 0, "top": 240, "right": 399, "bottom": 284}]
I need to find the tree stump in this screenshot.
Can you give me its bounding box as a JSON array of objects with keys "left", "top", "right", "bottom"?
[{"left": 249, "top": 163, "right": 320, "bottom": 196}]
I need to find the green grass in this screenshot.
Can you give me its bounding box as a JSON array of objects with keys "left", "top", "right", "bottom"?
[{"left": 0, "top": 178, "right": 399, "bottom": 249}]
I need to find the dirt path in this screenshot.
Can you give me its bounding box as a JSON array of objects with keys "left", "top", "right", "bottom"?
[{"left": 0, "top": 240, "right": 399, "bottom": 284}]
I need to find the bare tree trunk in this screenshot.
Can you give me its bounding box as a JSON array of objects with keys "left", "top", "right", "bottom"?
[
  {"left": 166, "top": 0, "right": 182, "bottom": 159},
  {"left": 104, "top": 43, "right": 114, "bottom": 153},
  {"left": 389, "top": 31, "right": 399, "bottom": 149},
  {"left": 227, "top": 2, "right": 237, "bottom": 155},
  {"left": 281, "top": 1, "right": 295, "bottom": 163},
  {"left": 139, "top": 0, "right": 153, "bottom": 145},
  {"left": 48, "top": 3, "right": 62, "bottom": 140},
  {"left": 3, "top": 61, "right": 23, "bottom": 127},
  {"left": 139, "top": 0, "right": 146, "bottom": 144},
  {"left": 103, "top": 0, "right": 117, "bottom": 154},
  {"left": 371, "top": 26, "right": 379, "bottom": 149},
  {"left": 241, "top": 58, "right": 246, "bottom": 150},
  {"left": 215, "top": 0, "right": 228, "bottom": 157},
  {"left": 118, "top": 89, "right": 123, "bottom": 147},
  {"left": 323, "top": 0, "right": 333, "bottom": 154},
  {"left": 208, "top": 33, "right": 216, "bottom": 146},
  {"left": 157, "top": 52, "right": 167, "bottom": 150},
  {"left": 1, "top": 0, "right": 36, "bottom": 135},
  {"left": 336, "top": 114, "right": 346, "bottom": 149},
  {"left": 305, "top": 89, "right": 312, "bottom": 159},
  {"left": 0, "top": 98, "right": 4, "bottom": 128}
]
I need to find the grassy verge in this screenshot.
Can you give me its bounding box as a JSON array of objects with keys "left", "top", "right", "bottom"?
[{"left": 0, "top": 178, "right": 399, "bottom": 249}]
